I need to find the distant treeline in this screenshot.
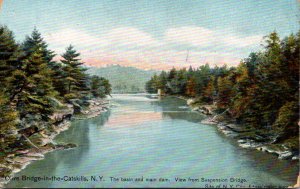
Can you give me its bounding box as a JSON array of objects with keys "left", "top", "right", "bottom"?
[
  {"left": 0, "top": 26, "right": 111, "bottom": 150},
  {"left": 146, "top": 31, "right": 299, "bottom": 151}
]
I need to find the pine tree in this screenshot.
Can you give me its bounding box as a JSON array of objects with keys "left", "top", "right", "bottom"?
[
  {"left": 7, "top": 50, "right": 56, "bottom": 120},
  {"left": 0, "top": 26, "right": 21, "bottom": 87},
  {"left": 22, "top": 28, "right": 55, "bottom": 64},
  {"left": 61, "top": 45, "right": 89, "bottom": 100}
]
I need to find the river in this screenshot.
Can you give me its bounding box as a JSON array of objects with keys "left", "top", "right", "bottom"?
[{"left": 6, "top": 94, "right": 299, "bottom": 188}]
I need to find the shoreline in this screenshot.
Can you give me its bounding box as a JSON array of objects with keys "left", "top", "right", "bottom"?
[
  {"left": 173, "top": 95, "right": 299, "bottom": 161},
  {"left": 0, "top": 98, "right": 110, "bottom": 188},
  {"left": 175, "top": 95, "right": 300, "bottom": 187}
]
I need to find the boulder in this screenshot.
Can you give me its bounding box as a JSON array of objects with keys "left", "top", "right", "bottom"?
[
  {"left": 72, "top": 102, "right": 82, "bottom": 114},
  {"left": 187, "top": 99, "right": 196, "bottom": 105},
  {"left": 278, "top": 151, "right": 293, "bottom": 160},
  {"left": 55, "top": 143, "right": 77, "bottom": 150}
]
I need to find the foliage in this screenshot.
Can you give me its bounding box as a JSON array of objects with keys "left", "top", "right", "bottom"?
[
  {"left": 91, "top": 76, "right": 112, "bottom": 98},
  {"left": 146, "top": 31, "right": 300, "bottom": 149},
  {"left": 0, "top": 26, "right": 111, "bottom": 150},
  {"left": 0, "top": 91, "right": 17, "bottom": 151}
]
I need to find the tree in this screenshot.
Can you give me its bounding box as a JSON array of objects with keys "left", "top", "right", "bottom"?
[
  {"left": 216, "top": 76, "right": 234, "bottom": 109},
  {"left": 61, "top": 45, "right": 89, "bottom": 99},
  {"left": 185, "top": 77, "right": 196, "bottom": 97},
  {"left": 91, "top": 76, "right": 111, "bottom": 98},
  {"left": 7, "top": 50, "right": 56, "bottom": 120},
  {"left": 145, "top": 74, "right": 160, "bottom": 94},
  {"left": 22, "top": 28, "right": 70, "bottom": 98},
  {"left": 22, "top": 28, "right": 55, "bottom": 64},
  {"left": 0, "top": 26, "right": 21, "bottom": 87}
]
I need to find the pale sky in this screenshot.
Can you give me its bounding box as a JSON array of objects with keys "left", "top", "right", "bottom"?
[{"left": 0, "top": 0, "right": 299, "bottom": 70}]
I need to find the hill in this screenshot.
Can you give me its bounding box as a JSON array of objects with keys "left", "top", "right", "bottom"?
[{"left": 87, "top": 65, "right": 159, "bottom": 93}]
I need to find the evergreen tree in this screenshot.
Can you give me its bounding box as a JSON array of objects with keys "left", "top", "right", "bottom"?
[
  {"left": 7, "top": 50, "right": 56, "bottom": 120},
  {"left": 61, "top": 45, "right": 89, "bottom": 99},
  {"left": 22, "top": 28, "right": 55, "bottom": 64},
  {"left": 0, "top": 26, "right": 21, "bottom": 87}
]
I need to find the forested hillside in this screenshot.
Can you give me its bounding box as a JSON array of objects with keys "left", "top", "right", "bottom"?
[
  {"left": 146, "top": 31, "right": 299, "bottom": 153},
  {"left": 87, "top": 65, "right": 159, "bottom": 93},
  {"left": 0, "top": 26, "right": 111, "bottom": 152}
]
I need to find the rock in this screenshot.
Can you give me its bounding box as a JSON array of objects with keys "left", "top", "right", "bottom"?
[
  {"left": 55, "top": 143, "right": 77, "bottom": 150},
  {"left": 14, "top": 156, "right": 41, "bottom": 164},
  {"left": 187, "top": 99, "right": 196, "bottom": 105},
  {"left": 7, "top": 154, "right": 15, "bottom": 158},
  {"left": 26, "top": 152, "right": 44, "bottom": 158},
  {"left": 72, "top": 102, "right": 82, "bottom": 114},
  {"left": 192, "top": 107, "right": 200, "bottom": 111},
  {"left": 278, "top": 151, "right": 293, "bottom": 160},
  {"left": 238, "top": 139, "right": 260, "bottom": 149},
  {"left": 16, "top": 150, "right": 29, "bottom": 154}
]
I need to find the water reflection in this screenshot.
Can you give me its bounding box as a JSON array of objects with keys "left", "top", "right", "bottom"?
[
  {"left": 6, "top": 95, "right": 299, "bottom": 188},
  {"left": 6, "top": 111, "right": 112, "bottom": 188},
  {"left": 105, "top": 112, "right": 162, "bottom": 128}
]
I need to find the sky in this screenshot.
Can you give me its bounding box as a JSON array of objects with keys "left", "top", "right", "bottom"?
[{"left": 0, "top": 0, "right": 299, "bottom": 70}]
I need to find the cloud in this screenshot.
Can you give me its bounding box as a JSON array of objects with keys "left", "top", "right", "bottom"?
[
  {"left": 45, "top": 27, "right": 161, "bottom": 54},
  {"left": 44, "top": 28, "right": 100, "bottom": 50},
  {"left": 165, "top": 26, "right": 262, "bottom": 48},
  {"left": 45, "top": 26, "right": 262, "bottom": 70},
  {"left": 222, "top": 35, "right": 262, "bottom": 47},
  {"left": 165, "top": 26, "right": 216, "bottom": 47},
  {"left": 103, "top": 27, "right": 162, "bottom": 47}
]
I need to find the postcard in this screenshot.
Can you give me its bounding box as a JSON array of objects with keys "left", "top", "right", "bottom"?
[{"left": 0, "top": 0, "right": 299, "bottom": 188}]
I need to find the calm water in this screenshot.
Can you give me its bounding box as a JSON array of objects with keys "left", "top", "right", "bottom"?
[{"left": 6, "top": 94, "right": 299, "bottom": 188}]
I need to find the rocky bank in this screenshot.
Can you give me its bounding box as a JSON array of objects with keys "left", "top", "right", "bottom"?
[
  {"left": 185, "top": 98, "right": 299, "bottom": 161},
  {"left": 0, "top": 98, "right": 110, "bottom": 188}
]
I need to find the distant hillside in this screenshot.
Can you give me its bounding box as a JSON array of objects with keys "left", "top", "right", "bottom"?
[{"left": 87, "top": 65, "right": 159, "bottom": 93}]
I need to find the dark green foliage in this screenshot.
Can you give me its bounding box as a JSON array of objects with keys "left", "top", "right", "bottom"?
[
  {"left": 61, "top": 45, "right": 89, "bottom": 99},
  {"left": 0, "top": 26, "right": 111, "bottom": 151},
  {"left": 0, "top": 26, "right": 21, "bottom": 87},
  {"left": 7, "top": 50, "right": 56, "bottom": 120},
  {"left": 91, "top": 76, "right": 111, "bottom": 98},
  {"left": 146, "top": 31, "right": 300, "bottom": 150},
  {"left": 0, "top": 91, "right": 17, "bottom": 151},
  {"left": 22, "top": 28, "right": 56, "bottom": 64}
]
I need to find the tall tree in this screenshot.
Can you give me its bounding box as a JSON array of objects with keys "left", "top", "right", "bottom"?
[
  {"left": 7, "top": 50, "right": 56, "bottom": 120},
  {"left": 22, "top": 28, "right": 55, "bottom": 64},
  {"left": 0, "top": 26, "right": 21, "bottom": 87},
  {"left": 61, "top": 45, "right": 89, "bottom": 99},
  {"left": 185, "top": 76, "right": 197, "bottom": 97}
]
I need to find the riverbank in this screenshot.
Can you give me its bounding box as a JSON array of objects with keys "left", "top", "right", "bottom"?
[
  {"left": 174, "top": 96, "right": 299, "bottom": 161},
  {"left": 0, "top": 98, "right": 110, "bottom": 188},
  {"left": 182, "top": 96, "right": 300, "bottom": 186}
]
